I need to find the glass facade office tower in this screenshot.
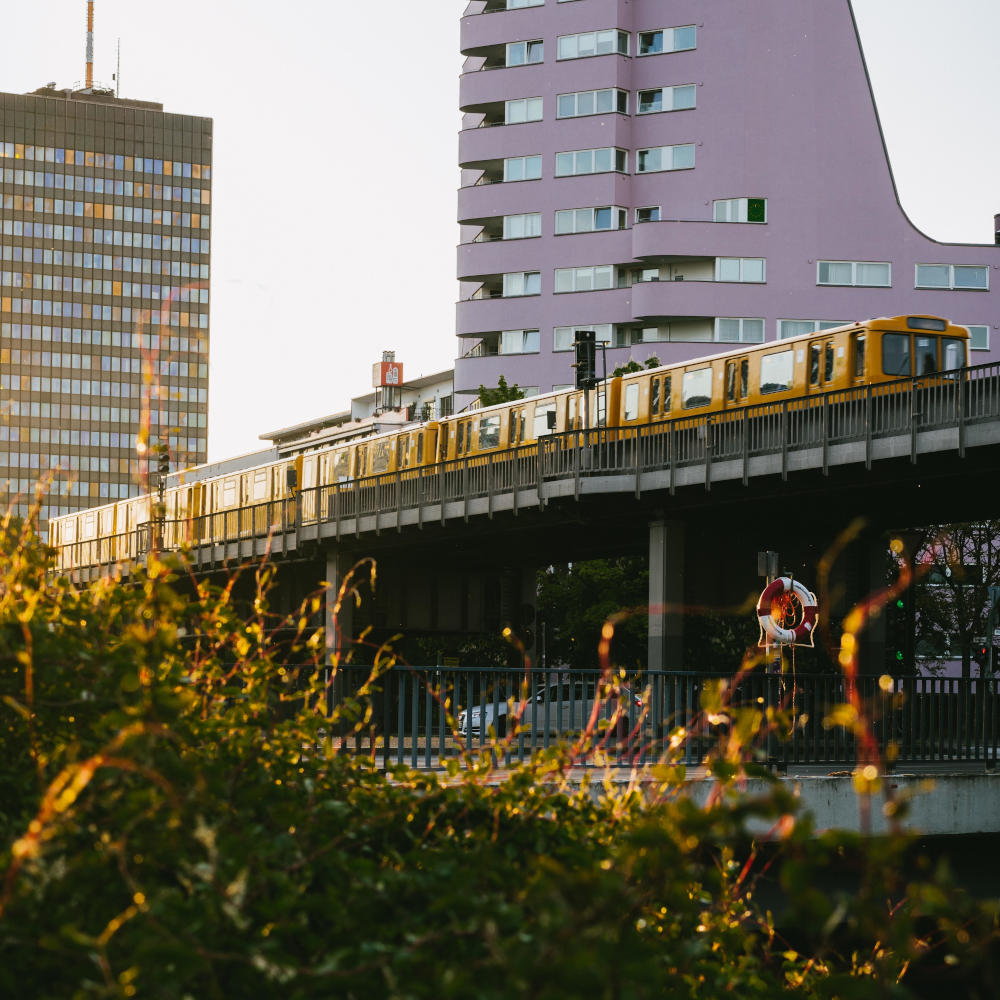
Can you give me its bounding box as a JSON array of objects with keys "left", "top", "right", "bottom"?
[
  {"left": 455, "top": 0, "right": 998, "bottom": 405},
  {"left": 0, "top": 86, "right": 211, "bottom": 528}
]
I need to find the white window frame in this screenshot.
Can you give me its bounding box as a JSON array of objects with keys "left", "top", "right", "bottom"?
[
  {"left": 554, "top": 147, "right": 627, "bottom": 177},
  {"left": 502, "top": 155, "right": 542, "bottom": 181},
  {"left": 713, "top": 197, "right": 767, "bottom": 223},
  {"left": 636, "top": 143, "right": 695, "bottom": 173},
  {"left": 715, "top": 258, "right": 766, "bottom": 283},
  {"left": 500, "top": 329, "right": 540, "bottom": 354},
  {"left": 637, "top": 25, "right": 697, "bottom": 56},
  {"left": 506, "top": 40, "right": 544, "bottom": 67},
  {"left": 967, "top": 325, "right": 990, "bottom": 351},
  {"left": 637, "top": 84, "right": 696, "bottom": 114},
  {"left": 502, "top": 271, "right": 541, "bottom": 297},
  {"left": 553, "top": 324, "right": 613, "bottom": 351},
  {"left": 556, "top": 88, "right": 629, "bottom": 119},
  {"left": 554, "top": 206, "right": 628, "bottom": 235},
  {"left": 714, "top": 318, "right": 765, "bottom": 344},
  {"left": 816, "top": 260, "right": 891, "bottom": 287},
  {"left": 556, "top": 29, "right": 629, "bottom": 61},
  {"left": 915, "top": 263, "right": 989, "bottom": 291},
  {"left": 504, "top": 97, "right": 543, "bottom": 124},
  {"left": 777, "top": 319, "right": 847, "bottom": 340},
  {"left": 502, "top": 213, "right": 541, "bottom": 239},
  {"left": 553, "top": 265, "right": 614, "bottom": 293}
]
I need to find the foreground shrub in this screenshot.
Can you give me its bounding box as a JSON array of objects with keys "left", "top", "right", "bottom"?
[{"left": 0, "top": 520, "right": 997, "bottom": 998}]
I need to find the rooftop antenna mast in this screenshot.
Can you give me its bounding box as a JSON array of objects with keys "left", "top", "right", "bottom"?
[{"left": 85, "top": 1, "right": 95, "bottom": 91}]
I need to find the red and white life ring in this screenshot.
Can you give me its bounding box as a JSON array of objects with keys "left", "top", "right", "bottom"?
[{"left": 756, "top": 577, "right": 818, "bottom": 646}]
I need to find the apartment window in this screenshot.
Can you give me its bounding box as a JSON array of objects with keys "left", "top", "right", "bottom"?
[
  {"left": 716, "top": 258, "right": 765, "bottom": 283},
  {"left": 502, "top": 271, "right": 541, "bottom": 296},
  {"left": 507, "top": 0, "right": 543, "bottom": 8},
  {"left": 500, "top": 329, "right": 540, "bottom": 354},
  {"left": 637, "top": 85, "right": 696, "bottom": 114},
  {"left": 553, "top": 324, "right": 612, "bottom": 351},
  {"left": 503, "top": 213, "right": 542, "bottom": 239},
  {"left": 557, "top": 30, "right": 629, "bottom": 60},
  {"left": 555, "top": 206, "right": 628, "bottom": 235},
  {"left": 504, "top": 97, "right": 543, "bottom": 124},
  {"left": 554, "top": 265, "right": 614, "bottom": 293},
  {"left": 638, "top": 25, "right": 697, "bottom": 55},
  {"left": 778, "top": 319, "right": 847, "bottom": 339},
  {"left": 713, "top": 197, "right": 767, "bottom": 223},
  {"left": 715, "top": 318, "right": 765, "bottom": 343},
  {"left": 915, "top": 264, "right": 989, "bottom": 290},
  {"left": 557, "top": 88, "right": 629, "bottom": 118},
  {"left": 817, "top": 260, "right": 890, "bottom": 287},
  {"left": 967, "top": 325, "right": 990, "bottom": 351},
  {"left": 506, "top": 40, "right": 544, "bottom": 67},
  {"left": 554, "top": 147, "right": 627, "bottom": 176},
  {"left": 636, "top": 144, "right": 695, "bottom": 172},
  {"left": 635, "top": 207, "right": 660, "bottom": 223},
  {"left": 503, "top": 155, "right": 542, "bottom": 181}
]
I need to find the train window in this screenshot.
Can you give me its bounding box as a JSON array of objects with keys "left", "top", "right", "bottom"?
[
  {"left": 456, "top": 422, "right": 466, "bottom": 455},
  {"left": 253, "top": 469, "right": 268, "bottom": 501},
  {"left": 534, "top": 404, "right": 557, "bottom": 437},
  {"left": 334, "top": 451, "right": 350, "bottom": 481},
  {"left": 915, "top": 336, "right": 937, "bottom": 375},
  {"left": 663, "top": 375, "right": 672, "bottom": 413},
  {"left": 760, "top": 350, "right": 793, "bottom": 394},
  {"left": 882, "top": 333, "right": 910, "bottom": 376},
  {"left": 624, "top": 384, "right": 640, "bottom": 420},
  {"left": 417, "top": 433, "right": 424, "bottom": 465},
  {"left": 397, "top": 437, "right": 407, "bottom": 469},
  {"left": 726, "top": 362, "right": 737, "bottom": 401},
  {"left": 853, "top": 333, "right": 866, "bottom": 378},
  {"left": 84, "top": 513, "right": 96, "bottom": 538},
  {"left": 223, "top": 479, "right": 237, "bottom": 507},
  {"left": 942, "top": 338, "right": 966, "bottom": 371},
  {"left": 682, "top": 368, "right": 712, "bottom": 408},
  {"left": 372, "top": 440, "right": 391, "bottom": 474},
  {"left": 739, "top": 360, "right": 748, "bottom": 398},
  {"left": 824, "top": 342, "right": 834, "bottom": 382},
  {"left": 651, "top": 378, "right": 660, "bottom": 414},
  {"left": 479, "top": 415, "right": 501, "bottom": 449},
  {"left": 809, "top": 343, "right": 821, "bottom": 386}
]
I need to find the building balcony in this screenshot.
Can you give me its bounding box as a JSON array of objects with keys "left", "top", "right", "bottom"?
[
  {"left": 630, "top": 219, "right": 772, "bottom": 261},
  {"left": 457, "top": 294, "right": 548, "bottom": 334},
  {"left": 628, "top": 275, "right": 771, "bottom": 321},
  {"left": 461, "top": 3, "right": 544, "bottom": 53},
  {"left": 457, "top": 176, "right": 545, "bottom": 223},
  {"left": 458, "top": 243, "right": 545, "bottom": 282}
]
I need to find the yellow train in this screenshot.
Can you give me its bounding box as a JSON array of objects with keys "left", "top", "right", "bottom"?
[{"left": 49, "top": 315, "right": 969, "bottom": 564}]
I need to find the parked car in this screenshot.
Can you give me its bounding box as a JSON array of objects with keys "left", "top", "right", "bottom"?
[{"left": 458, "top": 678, "right": 642, "bottom": 740}]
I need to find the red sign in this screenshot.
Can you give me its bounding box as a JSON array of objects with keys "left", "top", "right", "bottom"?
[{"left": 372, "top": 362, "right": 403, "bottom": 388}]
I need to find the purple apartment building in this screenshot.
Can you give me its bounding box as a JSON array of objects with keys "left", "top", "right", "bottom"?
[{"left": 454, "top": 0, "right": 998, "bottom": 404}]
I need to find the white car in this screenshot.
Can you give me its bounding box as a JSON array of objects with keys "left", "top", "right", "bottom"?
[{"left": 458, "top": 679, "right": 641, "bottom": 740}]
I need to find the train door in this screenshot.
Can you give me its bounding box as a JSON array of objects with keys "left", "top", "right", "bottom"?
[
  {"left": 807, "top": 338, "right": 836, "bottom": 393},
  {"left": 724, "top": 358, "right": 750, "bottom": 408},
  {"left": 250, "top": 466, "right": 271, "bottom": 534},
  {"left": 300, "top": 454, "right": 318, "bottom": 523},
  {"left": 650, "top": 373, "right": 673, "bottom": 422},
  {"left": 851, "top": 330, "right": 867, "bottom": 384}
]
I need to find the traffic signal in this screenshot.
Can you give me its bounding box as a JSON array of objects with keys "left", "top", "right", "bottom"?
[
  {"left": 574, "top": 330, "right": 597, "bottom": 389},
  {"left": 157, "top": 444, "right": 169, "bottom": 478}
]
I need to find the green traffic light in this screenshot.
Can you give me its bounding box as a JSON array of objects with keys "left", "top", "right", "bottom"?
[
  {"left": 895, "top": 599, "right": 905, "bottom": 609},
  {"left": 895, "top": 650, "right": 904, "bottom": 661}
]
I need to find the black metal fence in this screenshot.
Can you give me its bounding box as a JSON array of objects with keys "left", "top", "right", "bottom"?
[{"left": 324, "top": 666, "right": 1000, "bottom": 770}]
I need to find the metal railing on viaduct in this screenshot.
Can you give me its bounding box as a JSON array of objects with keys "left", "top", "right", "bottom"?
[
  {"left": 57, "top": 363, "right": 1000, "bottom": 574},
  {"left": 325, "top": 666, "right": 999, "bottom": 771}
]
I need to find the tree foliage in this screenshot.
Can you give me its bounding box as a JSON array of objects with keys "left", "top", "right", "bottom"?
[
  {"left": 612, "top": 356, "right": 661, "bottom": 378},
  {"left": 477, "top": 375, "right": 525, "bottom": 408},
  {"left": 908, "top": 521, "right": 1000, "bottom": 677},
  {"left": 0, "top": 519, "right": 997, "bottom": 997}
]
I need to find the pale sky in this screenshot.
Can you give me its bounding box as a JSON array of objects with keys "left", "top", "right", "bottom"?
[{"left": 2, "top": 1, "right": 998, "bottom": 462}]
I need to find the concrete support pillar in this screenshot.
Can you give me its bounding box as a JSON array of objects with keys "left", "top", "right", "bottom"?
[
  {"left": 325, "top": 548, "right": 355, "bottom": 667},
  {"left": 648, "top": 519, "right": 685, "bottom": 670}
]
